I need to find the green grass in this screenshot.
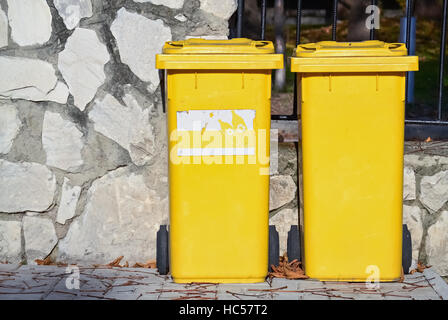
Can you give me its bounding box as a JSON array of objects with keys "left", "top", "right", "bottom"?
[
  {"left": 415, "top": 60, "right": 441, "bottom": 105},
  {"left": 407, "top": 59, "right": 448, "bottom": 119}
]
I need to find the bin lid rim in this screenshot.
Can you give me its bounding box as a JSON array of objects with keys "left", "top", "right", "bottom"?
[
  {"left": 162, "top": 38, "right": 275, "bottom": 54},
  {"left": 295, "top": 40, "right": 408, "bottom": 57}
]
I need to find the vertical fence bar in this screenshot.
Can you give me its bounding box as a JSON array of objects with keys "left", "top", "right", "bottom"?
[
  {"left": 296, "top": 0, "right": 302, "bottom": 45},
  {"left": 405, "top": 0, "right": 412, "bottom": 51},
  {"left": 332, "top": 0, "right": 338, "bottom": 41},
  {"left": 237, "top": 0, "right": 244, "bottom": 38},
  {"left": 293, "top": 0, "right": 303, "bottom": 119},
  {"left": 438, "top": 0, "right": 448, "bottom": 121},
  {"left": 261, "top": 0, "right": 267, "bottom": 40},
  {"left": 405, "top": 0, "right": 412, "bottom": 105},
  {"left": 370, "top": 0, "right": 376, "bottom": 40}
]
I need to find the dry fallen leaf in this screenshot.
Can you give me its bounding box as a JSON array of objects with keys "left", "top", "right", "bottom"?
[
  {"left": 93, "top": 256, "right": 126, "bottom": 268},
  {"left": 399, "top": 267, "right": 405, "bottom": 283},
  {"left": 132, "top": 262, "right": 145, "bottom": 268},
  {"left": 133, "top": 260, "right": 156, "bottom": 269},
  {"left": 108, "top": 256, "right": 124, "bottom": 267},
  {"left": 35, "top": 256, "right": 68, "bottom": 267},
  {"left": 35, "top": 256, "right": 52, "bottom": 265},
  {"left": 268, "top": 253, "right": 309, "bottom": 280},
  {"left": 93, "top": 256, "right": 157, "bottom": 269},
  {"left": 410, "top": 262, "right": 431, "bottom": 274}
]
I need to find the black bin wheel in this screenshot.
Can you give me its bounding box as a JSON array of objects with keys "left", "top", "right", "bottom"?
[
  {"left": 287, "top": 225, "right": 301, "bottom": 262},
  {"left": 156, "top": 225, "right": 169, "bottom": 275},
  {"left": 402, "top": 224, "right": 412, "bottom": 274},
  {"left": 268, "top": 225, "right": 279, "bottom": 272}
]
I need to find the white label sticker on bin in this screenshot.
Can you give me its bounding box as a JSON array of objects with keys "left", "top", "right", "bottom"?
[
  {"left": 177, "top": 110, "right": 255, "bottom": 131},
  {"left": 176, "top": 109, "right": 256, "bottom": 156}
]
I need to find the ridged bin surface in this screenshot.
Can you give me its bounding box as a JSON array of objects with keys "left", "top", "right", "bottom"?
[
  {"left": 157, "top": 38, "right": 283, "bottom": 283},
  {"left": 291, "top": 40, "right": 419, "bottom": 281}
]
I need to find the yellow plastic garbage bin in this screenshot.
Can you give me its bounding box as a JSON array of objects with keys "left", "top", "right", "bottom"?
[
  {"left": 156, "top": 38, "right": 283, "bottom": 283},
  {"left": 290, "top": 41, "right": 418, "bottom": 282}
]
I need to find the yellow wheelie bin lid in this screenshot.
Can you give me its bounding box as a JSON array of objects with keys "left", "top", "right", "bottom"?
[
  {"left": 291, "top": 40, "right": 418, "bottom": 73},
  {"left": 156, "top": 38, "right": 284, "bottom": 69}
]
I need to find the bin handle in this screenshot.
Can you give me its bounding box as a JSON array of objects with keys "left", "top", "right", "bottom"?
[
  {"left": 300, "top": 47, "right": 317, "bottom": 52},
  {"left": 255, "top": 41, "right": 270, "bottom": 48},
  {"left": 388, "top": 43, "right": 404, "bottom": 49},
  {"left": 167, "top": 41, "right": 183, "bottom": 47}
]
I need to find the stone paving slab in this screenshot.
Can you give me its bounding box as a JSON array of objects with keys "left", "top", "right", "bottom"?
[
  {"left": 0, "top": 264, "right": 20, "bottom": 272},
  {"left": 217, "top": 283, "right": 272, "bottom": 300},
  {"left": 0, "top": 264, "right": 447, "bottom": 300},
  {"left": 423, "top": 269, "right": 448, "bottom": 299}
]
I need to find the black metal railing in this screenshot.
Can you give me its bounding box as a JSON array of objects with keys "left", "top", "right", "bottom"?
[
  {"left": 231, "top": 0, "right": 448, "bottom": 139},
  {"left": 332, "top": 0, "right": 338, "bottom": 41},
  {"left": 370, "top": 0, "right": 376, "bottom": 40}
]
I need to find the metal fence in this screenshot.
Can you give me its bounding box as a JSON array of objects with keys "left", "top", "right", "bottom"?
[{"left": 231, "top": 0, "right": 448, "bottom": 140}]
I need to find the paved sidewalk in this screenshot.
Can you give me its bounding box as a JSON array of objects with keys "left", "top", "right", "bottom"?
[{"left": 0, "top": 264, "right": 447, "bottom": 300}]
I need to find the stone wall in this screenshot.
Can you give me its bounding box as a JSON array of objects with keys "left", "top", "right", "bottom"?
[
  {"left": 402, "top": 142, "right": 448, "bottom": 276},
  {"left": 269, "top": 143, "right": 299, "bottom": 256},
  {"left": 0, "top": 0, "right": 239, "bottom": 265}
]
